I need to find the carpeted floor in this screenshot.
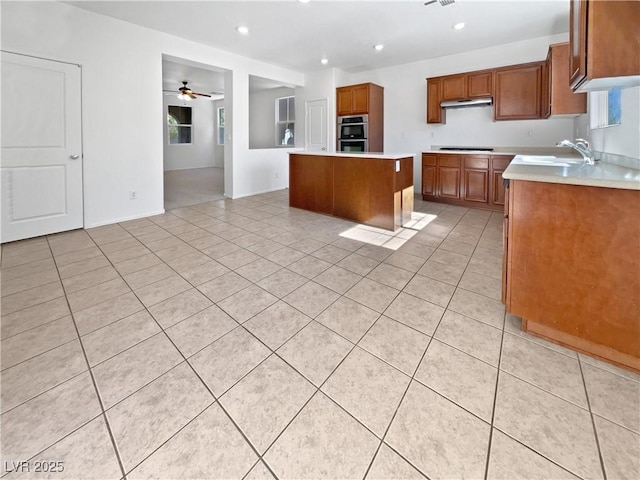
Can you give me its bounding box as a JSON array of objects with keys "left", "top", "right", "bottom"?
[{"left": 164, "top": 167, "right": 225, "bottom": 209}]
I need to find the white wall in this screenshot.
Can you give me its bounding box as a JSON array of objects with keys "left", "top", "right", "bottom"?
[
  {"left": 1, "top": 1, "right": 304, "bottom": 226},
  {"left": 249, "top": 87, "right": 295, "bottom": 149},
  {"left": 163, "top": 96, "right": 216, "bottom": 171},
  {"left": 340, "top": 33, "right": 575, "bottom": 190},
  {"left": 575, "top": 86, "right": 640, "bottom": 160},
  {"left": 296, "top": 68, "right": 343, "bottom": 152}
]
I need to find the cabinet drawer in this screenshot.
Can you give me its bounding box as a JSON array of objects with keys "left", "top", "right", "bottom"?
[
  {"left": 464, "top": 156, "right": 489, "bottom": 169},
  {"left": 438, "top": 155, "right": 461, "bottom": 168},
  {"left": 422, "top": 154, "right": 436, "bottom": 166}
]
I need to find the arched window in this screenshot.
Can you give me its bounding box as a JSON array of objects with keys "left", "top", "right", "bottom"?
[{"left": 167, "top": 106, "right": 192, "bottom": 144}]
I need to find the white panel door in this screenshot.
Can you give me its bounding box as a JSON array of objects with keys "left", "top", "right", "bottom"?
[
  {"left": 1, "top": 52, "right": 83, "bottom": 243},
  {"left": 305, "top": 99, "right": 327, "bottom": 151}
]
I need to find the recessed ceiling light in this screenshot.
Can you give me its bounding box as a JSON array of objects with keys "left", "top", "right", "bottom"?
[
  {"left": 236, "top": 25, "right": 249, "bottom": 35},
  {"left": 374, "top": 44, "right": 384, "bottom": 51},
  {"left": 320, "top": 58, "right": 329, "bottom": 65},
  {"left": 453, "top": 22, "right": 465, "bottom": 30},
  {"left": 299, "top": 0, "right": 311, "bottom": 3}
]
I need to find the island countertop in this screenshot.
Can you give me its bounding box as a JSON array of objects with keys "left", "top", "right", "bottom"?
[{"left": 290, "top": 151, "right": 414, "bottom": 160}]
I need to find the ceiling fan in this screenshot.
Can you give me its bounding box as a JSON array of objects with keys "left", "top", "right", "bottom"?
[
  {"left": 164, "top": 81, "right": 213, "bottom": 100},
  {"left": 423, "top": 0, "right": 455, "bottom": 6}
]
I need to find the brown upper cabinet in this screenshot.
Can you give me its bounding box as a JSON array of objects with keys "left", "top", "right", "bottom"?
[
  {"left": 441, "top": 75, "right": 466, "bottom": 101},
  {"left": 468, "top": 71, "right": 493, "bottom": 98},
  {"left": 570, "top": 0, "right": 640, "bottom": 91},
  {"left": 494, "top": 62, "right": 543, "bottom": 120},
  {"left": 336, "top": 82, "right": 384, "bottom": 152},
  {"left": 545, "top": 43, "right": 587, "bottom": 116},
  {"left": 426, "top": 78, "right": 444, "bottom": 124},
  {"left": 337, "top": 83, "right": 376, "bottom": 115},
  {"left": 440, "top": 70, "right": 493, "bottom": 101},
  {"left": 427, "top": 41, "right": 586, "bottom": 123}
]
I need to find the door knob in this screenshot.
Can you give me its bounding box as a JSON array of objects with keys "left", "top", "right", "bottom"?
[{"left": 70, "top": 154, "right": 80, "bottom": 160}]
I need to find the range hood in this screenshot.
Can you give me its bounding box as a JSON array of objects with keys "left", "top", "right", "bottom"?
[{"left": 440, "top": 97, "right": 493, "bottom": 108}]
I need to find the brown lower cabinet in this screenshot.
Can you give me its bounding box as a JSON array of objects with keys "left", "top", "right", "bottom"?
[
  {"left": 503, "top": 180, "right": 640, "bottom": 373},
  {"left": 422, "top": 153, "right": 513, "bottom": 210},
  {"left": 438, "top": 156, "right": 462, "bottom": 200},
  {"left": 290, "top": 153, "right": 413, "bottom": 231}
]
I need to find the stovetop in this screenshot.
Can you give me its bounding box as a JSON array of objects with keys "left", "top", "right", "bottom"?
[{"left": 439, "top": 147, "right": 495, "bottom": 152}]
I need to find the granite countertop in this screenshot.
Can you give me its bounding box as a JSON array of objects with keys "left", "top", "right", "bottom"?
[
  {"left": 291, "top": 151, "right": 415, "bottom": 160},
  {"left": 503, "top": 155, "right": 640, "bottom": 190}
]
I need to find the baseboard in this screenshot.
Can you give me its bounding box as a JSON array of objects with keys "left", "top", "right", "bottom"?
[
  {"left": 229, "top": 187, "right": 288, "bottom": 200},
  {"left": 84, "top": 209, "right": 165, "bottom": 229}
]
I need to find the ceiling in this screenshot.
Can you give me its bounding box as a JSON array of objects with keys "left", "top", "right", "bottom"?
[{"left": 68, "top": 0, "right": 569, "bottom": 75}]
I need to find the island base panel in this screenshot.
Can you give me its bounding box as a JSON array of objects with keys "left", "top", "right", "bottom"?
[{"left": 522, "top": 318, "right": 640, "bottom": 374}]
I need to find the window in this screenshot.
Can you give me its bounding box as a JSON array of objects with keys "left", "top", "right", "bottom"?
[
  {"left": 217, "top": 107, "right": 225, "bottom": 145},
  {"left": 167, "top": 106, "right": 192, "bottom": 144},
  {"left": 590, "top": 88, "right": 621, "bottom": 129},
  {"left": 276, "top": 96, "right": 295, "bottom": 146}
]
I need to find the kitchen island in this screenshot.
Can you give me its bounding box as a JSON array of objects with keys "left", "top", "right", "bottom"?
[
  {"left": 502, "top": 155, "right": 640, "bottom": 372},
  {"left": 289, "top": 152, "right": 414, "bottom": 231}
]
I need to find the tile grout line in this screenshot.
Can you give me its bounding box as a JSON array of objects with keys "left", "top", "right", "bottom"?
[
  {"left": 577, "top": 356, "right": 609, "bottom": 480},
  {"left": 482, "top": 309, "right": 506, "bottom": 480},
  {"left": 489, "top": 426, "right": 592, "bottom": 478},
  {"left": 44, "top": 235, "right": 129, "bottom": 480}
]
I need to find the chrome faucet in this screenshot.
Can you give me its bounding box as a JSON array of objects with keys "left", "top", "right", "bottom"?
[{"left": 556, "top": 138, "right": 596, "bottom": 165}]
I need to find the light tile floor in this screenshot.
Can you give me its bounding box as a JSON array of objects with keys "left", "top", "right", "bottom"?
[{"left": 1, "top": 190, "right": 638, "bottom": 479}]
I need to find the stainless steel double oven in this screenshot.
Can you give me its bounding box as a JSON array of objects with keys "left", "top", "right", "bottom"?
[{"left": 337, "top": 114, "right": 368, "bottom": 152}]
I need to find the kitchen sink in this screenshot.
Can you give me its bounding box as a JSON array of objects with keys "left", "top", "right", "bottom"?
[{"left": 512, "top": 155, "right": 583, "bottom": 167}]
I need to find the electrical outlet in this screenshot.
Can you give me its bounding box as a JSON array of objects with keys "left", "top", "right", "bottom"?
[
  {"left": 527, "top": 130, "right": 534, "bottom": 137},
  {"left": 129, "top": 191, "right": 137, "bottom": 200},
  {"left": 274, "top": 172, "right": 279, "bottom": 179}
]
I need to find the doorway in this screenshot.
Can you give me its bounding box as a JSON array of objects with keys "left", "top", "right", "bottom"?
[
  {"left": 1, "top": 52, "right": 83, "bottom": 243},
  {"left": 162, "top": 56, "right": 228, "bottom": 209},
  {"left": 306, "top": 99, "right": 328, "bottom": 152}
]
